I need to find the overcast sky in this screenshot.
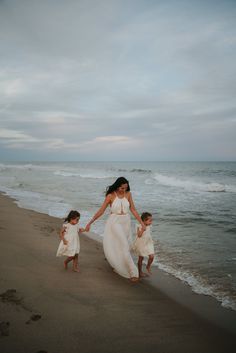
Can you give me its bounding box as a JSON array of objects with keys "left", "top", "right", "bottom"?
[{"left": 0, "top": 0, "right": 236, "bottom": 161}]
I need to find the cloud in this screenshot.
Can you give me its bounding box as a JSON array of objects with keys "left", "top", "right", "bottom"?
[
  {"left": 94, "top": 136, "right": 131, "bottom": 143},
  {"left": 0, "top": 0, "right": 236, "bottom": 161},
  {"left": 0, "top": 128, "right": 40, "bottom": 142},
  {"left": 0, "top": 78, "right": 26, "bottom": 96}
]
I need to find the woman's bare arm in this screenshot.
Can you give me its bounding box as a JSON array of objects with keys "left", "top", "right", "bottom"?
[
  {"left": 128, "top": 192, "right": 146, "bottom": 230},
  {"left": 85, "top": 194, "right": 112, "bottom": 231}
]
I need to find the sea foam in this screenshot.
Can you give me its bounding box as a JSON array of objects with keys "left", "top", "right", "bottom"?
[{"left": 145, "top": 173, "right": 231, "bottom": 192}]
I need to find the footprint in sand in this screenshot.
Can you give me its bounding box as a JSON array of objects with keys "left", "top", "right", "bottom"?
[
  {"left": 0, "top": 289, "right": 22, "bottom": 305},
  {"left": 0, "top": 289, "right": 32, "bottom": 312},
  {"left": 26, "top": 314, "right": 42, "bottom": 324},
  {"left": 0, "top": 321, "right": 10, "bottom": 336},
  {"left": 41, "top": 224, "right": 56, "bottom": 236}
]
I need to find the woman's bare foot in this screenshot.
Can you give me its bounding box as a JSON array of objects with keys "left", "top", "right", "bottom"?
[
  {"left": 146, "top": 266, "right": 152, "bottom": 274},
  {"left": 130, "top": 277, "right": 139, "bottom": 282}
]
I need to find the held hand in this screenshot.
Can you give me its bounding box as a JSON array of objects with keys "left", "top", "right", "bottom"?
[
  {"left": 85, "top": 224, "right": 91, "bottom": 232},
  {"left": 63, "top": 239, "right": 68, "bottom": 245},
  {"left": 79, "top": 227, "right": 85, "bottom": 232}
]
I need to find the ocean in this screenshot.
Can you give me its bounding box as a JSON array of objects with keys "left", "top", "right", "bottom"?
[{"left": 0, "top": 161, "right": 235, "bottom": 310}]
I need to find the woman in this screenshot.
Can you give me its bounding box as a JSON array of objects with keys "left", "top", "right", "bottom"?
[{"left": 85, "top": 177, "right": 146, "bottom": 282}]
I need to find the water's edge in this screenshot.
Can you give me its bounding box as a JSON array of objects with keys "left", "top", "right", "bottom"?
[{"left": 1, "top": 190, "right": 236, "bottom": 336}]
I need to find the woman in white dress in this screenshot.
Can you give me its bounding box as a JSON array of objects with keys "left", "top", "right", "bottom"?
[{"left": 85, "top": 177, "right": 146, "bottom": 282}]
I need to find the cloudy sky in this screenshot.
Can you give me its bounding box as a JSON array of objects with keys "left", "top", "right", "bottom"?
[{"left": 0, "top": 0, "right": 236, "bottom": 161}]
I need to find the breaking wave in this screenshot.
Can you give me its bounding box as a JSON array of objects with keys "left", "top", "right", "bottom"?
[{"left": 145, "top": 173, "right": 236, "bottom": 193}]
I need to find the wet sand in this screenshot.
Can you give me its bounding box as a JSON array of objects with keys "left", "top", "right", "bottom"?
[{"left": 0, "top": 193, "right": 235, "bottom": 353}]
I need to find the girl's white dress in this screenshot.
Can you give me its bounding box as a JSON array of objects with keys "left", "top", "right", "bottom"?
[
  {"left": 56, "top": 223, "right": 80, "bottom": 257},
  {"left": 103, "top": 194, "right": 139, "bottom": 278},
  {"left": 133, "top": 225, "right": 154, "bottom": 257}
]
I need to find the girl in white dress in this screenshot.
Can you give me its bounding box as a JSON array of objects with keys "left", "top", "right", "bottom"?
[
  {"left": 85, "top": 177, "right": 146, "bottom": 282},
  {"left": 133, "top": 212, "right": 155, "bottom": 277},
  {"left": 56, "top": 210, "right": 84, "bottom": 272}
]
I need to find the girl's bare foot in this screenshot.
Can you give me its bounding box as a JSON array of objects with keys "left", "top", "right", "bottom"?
[
  {"left": 130, "top": 277, "right": 139, "bottom": 282},
  {"left": 146, "top": 266, "right": 152, "bottom": 274},
  {"left": 64, "top": 261, "right": 68, "bottom": 270},
  {"left": 73, "top": 267, "right": 80, "bottom": 273},
  {"left": 139, "top": 271, "right": 148, "bottom": 277}
]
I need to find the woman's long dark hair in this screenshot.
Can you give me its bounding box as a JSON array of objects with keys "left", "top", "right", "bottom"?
[
  {"left": 106, "top": 177, "right": 130, "bottom": 196},
  {"left": 64, "top": 210, "right": 80, "bottom": 223}
]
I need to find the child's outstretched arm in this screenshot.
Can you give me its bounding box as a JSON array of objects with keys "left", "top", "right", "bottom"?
[{"left": 60, "top": 226, "right": 68, "bottom": 245}]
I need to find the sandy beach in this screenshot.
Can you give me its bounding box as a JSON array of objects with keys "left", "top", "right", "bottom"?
[{"left": 0, "top": 193, "right": 235, "bottom": 353}]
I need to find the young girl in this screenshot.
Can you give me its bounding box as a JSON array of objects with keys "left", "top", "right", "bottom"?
[
  {"left": 56, "top": 210, "right": 84, "bottom": 272},
  {"left": 133, "top": 212, "right": 155, "bottom": 277}
]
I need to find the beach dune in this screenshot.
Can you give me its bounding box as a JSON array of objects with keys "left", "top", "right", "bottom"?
[{"left": 0, "top": 193, "right": 235, "bottom": 353}]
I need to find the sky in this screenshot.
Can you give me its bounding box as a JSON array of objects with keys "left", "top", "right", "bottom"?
[{"left": 0, "top": 0, "right": 236, "bottom": 162}]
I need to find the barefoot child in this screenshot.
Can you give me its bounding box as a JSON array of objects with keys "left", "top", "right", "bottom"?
[
  {"left": 56, "top": 210, "right": 84, "bottom": 272},
  {"left": 133, "top": 212, "right": 155, "bottom": 277}
]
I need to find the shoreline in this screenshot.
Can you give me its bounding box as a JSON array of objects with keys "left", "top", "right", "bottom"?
[
  {"left": 86, "top": 223, "right": 236, "bottom": 335},
  {"left": 0, "top": 192, "right": 236, "bottom": 353},
  {"left": 1, "top": 161, "right": 235, "bottom": 317},
  {"left": 2, "top": 184, "right": 235, "bottom": 315}
]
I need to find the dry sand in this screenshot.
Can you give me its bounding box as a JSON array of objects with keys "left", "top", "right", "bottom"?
[{"left": 0, "top": 193, "right": 235, "bottom": 353}]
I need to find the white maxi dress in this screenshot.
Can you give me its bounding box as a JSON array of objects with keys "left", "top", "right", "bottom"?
[{"left": 103, "top": 194, "right": 139, "bottom": 278}]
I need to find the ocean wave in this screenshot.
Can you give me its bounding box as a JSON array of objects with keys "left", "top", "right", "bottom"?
[
  {"left": 0, "top": 164, "right": 7, "bottom": 171},
  {"left": 0, "top": 163, "right": 36, "bottom": 170},
  {"left": 54, "top": 170, "right": 114, "bottom": 179},
  {"left": 157, "top": 262, "right": 236, "bottom": 311},
  {"left": 54, "top": 171, "right": 81, "bottom": 177},
  {"left": 76, "top": 173, "right": 114, "bottom": 179},
  {"left": 210, "top": 169, "right": 236, "bottom": 177},
  {"left": 146, "top": 173, "right": 232, "bottom": 192},
  {"left": 144, "top": 178, "right": 155, "bottom": 185},
  {"left": 130, "top": 168, "right": 151, "bottom": 173},
  {"left": 225, "top": 184, "right": 236, "bottom": 193},
  {"left": 0, "top": 163, "right": 54, "bottom": 172},
  {"left": 0, "top": 185, "right": 103, "bottom": 232},
  {"left": 0, "top": 186, "right": 71, "bottom": 218},
  {"left": 117, "top": 168, "right": 151, "bottom": 173}
]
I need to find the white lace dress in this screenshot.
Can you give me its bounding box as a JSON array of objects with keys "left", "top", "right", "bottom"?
[
  {"left": 103, "top": 194, "right": 139, "bottom": 278},
  {"left": 56, "top": 223, "right": 80, "bottom": 257},
  {"left": 133, "top": 224, "right": 154, "bottom": 257}
]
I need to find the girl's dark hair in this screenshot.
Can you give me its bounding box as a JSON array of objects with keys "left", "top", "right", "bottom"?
[
  {"left": 106, "top": 177, "right": 130, "bottom": 196},
  {"left": 64, "top": 210, "right": 80, "bottom": 223},
  {"left": 141, "top": 212, "right": 152, "bottom": 221}
]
